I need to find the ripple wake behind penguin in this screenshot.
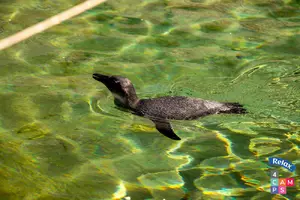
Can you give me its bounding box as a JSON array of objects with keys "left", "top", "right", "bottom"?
[{"left": 92, "top": 73, "right": 247, "bottom": 140}]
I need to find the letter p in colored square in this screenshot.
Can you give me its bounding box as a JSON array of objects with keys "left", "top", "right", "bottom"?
[{"left": 271, "top": 186, "right": 278, "bottom": 194}]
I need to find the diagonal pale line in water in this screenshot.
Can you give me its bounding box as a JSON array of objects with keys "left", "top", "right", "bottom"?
[
  {"left": 0, "top": 0, "right": 108, "bottom": 51},
  {"left": 230, "top": 64, "right": 267, "bottom": 84},
  {"left": 117, "top": 19, "right": 153, "bottom": 54}
]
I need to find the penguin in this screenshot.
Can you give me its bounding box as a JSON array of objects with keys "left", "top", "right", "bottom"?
[{"left": 92, "top": 73, "right": 247, "bottom": 140}]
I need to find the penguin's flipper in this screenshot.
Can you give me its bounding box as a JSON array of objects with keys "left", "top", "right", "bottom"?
[{"left": 151, "top": 119, "right": 181, "bottom": 140}]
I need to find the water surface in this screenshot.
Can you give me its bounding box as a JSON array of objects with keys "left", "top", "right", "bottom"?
[{"left": 0, "top": 0, "right": 299, "bottom": 199}]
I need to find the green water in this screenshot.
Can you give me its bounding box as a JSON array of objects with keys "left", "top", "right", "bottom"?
[{"left": 0, "top": 0, "right": 299, "bottom": 199}]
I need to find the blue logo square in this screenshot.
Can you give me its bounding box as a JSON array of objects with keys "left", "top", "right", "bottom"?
[{"left": 271, "top": 186, "right": 278, "bottom": 194}]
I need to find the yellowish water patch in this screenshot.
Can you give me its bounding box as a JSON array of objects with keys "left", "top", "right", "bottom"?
[
  {"left": 15, "top": 121, "right": 50, "bottom": 140},
  {"left": 220, "top": 122, "right": 259, "bottom": 135},
  {"left": 113, "top": 181, "right": 127, "bottom": 199},
  {"left": 199, "top": 156, "right": 240, "bottom": 170},
  {"left": 138, "top": 170, "right": 184, "bottom": 189},
  {"left": 249, "top": 137, "right": 282, "bottom": 157},
  {"left": 194, "top": 174, "right": 248, "bottom": 196}
]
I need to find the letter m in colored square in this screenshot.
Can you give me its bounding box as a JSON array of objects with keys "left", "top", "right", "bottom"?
[{"left": 286, "top": 178, "right": 295, "bottom": 187}]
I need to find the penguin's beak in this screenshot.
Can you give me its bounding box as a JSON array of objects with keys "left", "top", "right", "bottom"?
[{"left": 93, "top": 73, "right": 110, "bottom": 83}]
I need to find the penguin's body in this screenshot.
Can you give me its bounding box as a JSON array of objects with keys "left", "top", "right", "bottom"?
[
  {"left": 93, "top": 73, "right": 246, "bottom": 140},
  {"left": 136, "top": 96, "right": 239, "bottom": 120}
]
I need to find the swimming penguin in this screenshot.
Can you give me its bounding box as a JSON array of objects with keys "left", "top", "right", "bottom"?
[{"left": 92, "top": 73, "right": 246, "bottom": 140}]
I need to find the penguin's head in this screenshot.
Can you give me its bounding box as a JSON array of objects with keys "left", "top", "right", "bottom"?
[{"left": 93, "top": 73, "right": 138, "bottom": 107}]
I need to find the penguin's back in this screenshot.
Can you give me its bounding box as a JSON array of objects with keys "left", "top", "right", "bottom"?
[{"left": 135, "top": 96, "right": 230, "bottom": 120}]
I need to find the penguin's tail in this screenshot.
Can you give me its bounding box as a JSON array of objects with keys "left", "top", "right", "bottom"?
[{"left": 221, "top": 102, "right": 247, "bottom": 114}]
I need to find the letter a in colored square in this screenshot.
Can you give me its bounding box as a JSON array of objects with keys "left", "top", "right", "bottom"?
[
  {"left": 279, "top": 178, "right": 286, "bottom": 186},
  {"left": 270, "top": 170, "right": 278, "bottom": 178},
  {"left": 286, "top": 178, "right": 295, "bottom": 186},
  {"left": 278, "top": 186, "right": 286, "bottom": 194},
  {"left": 271, "top": 178, "right": 278, "bottom": 186},
  {"left": 271, "top": 186, "right": 278, "bottom": 194}
]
